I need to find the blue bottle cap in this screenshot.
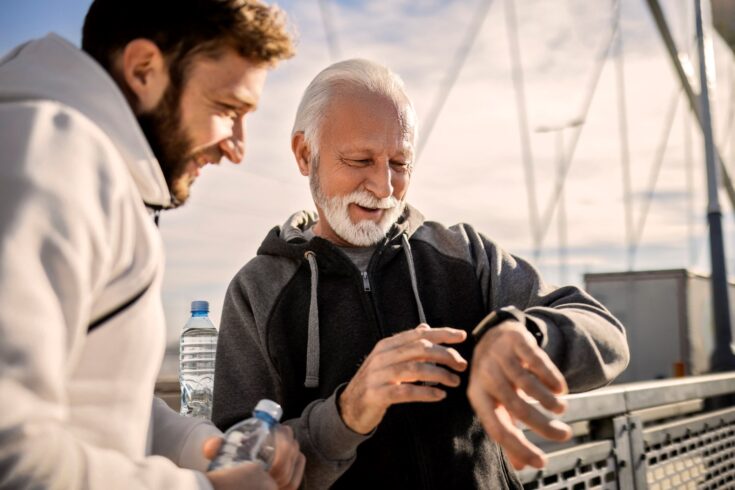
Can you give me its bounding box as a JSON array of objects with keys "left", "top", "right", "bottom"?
[
  {"left": 254, "top": 399, "right": 283, "bottom": 422},
  {"left": 191, "top": 300, "right": 209, "bottom": 313}
]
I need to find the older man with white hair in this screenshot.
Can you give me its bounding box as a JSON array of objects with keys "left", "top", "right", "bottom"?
[{"left": 212, "top": 59, "right": 629, "bottom": 489}]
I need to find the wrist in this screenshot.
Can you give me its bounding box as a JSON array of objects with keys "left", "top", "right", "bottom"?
[
  {"left": 472, "top": 306, "right": 544, "bottom": 346},
  {"left": 337, "top": 388, "right": 357, "bottom": 432},
  {"left": 338, "top": 388, "right": 372, "bottom": 435},
  {"left": 472, "top": 306, "right": 525, "bottom": 340}
]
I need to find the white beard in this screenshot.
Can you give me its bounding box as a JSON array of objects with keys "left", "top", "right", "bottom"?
[{"left": 311, "top": 172, "right": 405, "bottom": 247}]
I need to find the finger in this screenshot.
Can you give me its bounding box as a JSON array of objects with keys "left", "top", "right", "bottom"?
[
  {"left": 383, "top": 361, "right": 462, "bottom": 387},
  {"left": 467, "top": 384, "right": 546, "bottom": 469},
  {"left": 500, "top": 355, "right": 567, "bottom": 414},
  {"left": 377, "top": 325, "right": 467, "bottom": 352},
  {"left": 202, "top": 436, "right": 223, "bottom": 460},
  {"left": 282, "top": 452, "right": 306, "bottom": 490},
  {"left": 416, "top": 327, "right": 468, "bottom": 346},
  {"left": 270, "top": 426, "right": 298, "bottom": 486},
  {"left": 514, "top": 340, "right": 568, "bottom": 395},
  {"left": 379, "top": 339, "right": 468, "bottom": 372},
  {"left": 380, "top": 383, "right": 447, "bottom": 405},
  {"left": 479, "top": 365, "right": 570, "bottom": 441}
]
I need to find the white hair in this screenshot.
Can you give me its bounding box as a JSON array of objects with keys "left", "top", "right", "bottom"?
[{"left": 291, "top": 58, "right": 418, "bottom": 155}]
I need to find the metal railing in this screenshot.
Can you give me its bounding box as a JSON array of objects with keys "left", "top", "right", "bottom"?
[
  {"left": 155, "top": 373, "right": 735, "bottom": 488},
  {"left": 518, "top": 372, "right": 735, "bottom": 489}
]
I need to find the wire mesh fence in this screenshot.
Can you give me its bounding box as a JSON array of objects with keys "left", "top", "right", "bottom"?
[
  {"left": 521, "top": 441, "right": 618, "bottom": 489},
  {"left": 517, "top": 373, "right": 735, "bottom": 490},
  {"left": 643, "top": 407, "right": 735, "bottom": 489}
]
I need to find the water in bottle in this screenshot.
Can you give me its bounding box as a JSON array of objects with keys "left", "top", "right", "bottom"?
[
  {"left": 179, "top": 300, "right": 218, "bottom": 419},
  {"left": 208, "top": 399, "right": 283, "bottom": 471}
]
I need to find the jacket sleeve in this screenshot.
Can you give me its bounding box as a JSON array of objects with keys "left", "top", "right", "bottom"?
[
  {"left": 213, "top": 268, "right": 370, "bottom": 489},
  {"left": 150, "top": 397, "right": 222, "bottom": 472},
  {"left": 0, "top": 102, "right": 211, "bottom": 490},
  {"left": 463, "top": 225, "right": 630, "bottom": 392}
]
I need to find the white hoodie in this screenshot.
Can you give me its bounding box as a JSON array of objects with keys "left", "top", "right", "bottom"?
[{"left": 0, "top": 34, "right": 219, "bottom": 489}]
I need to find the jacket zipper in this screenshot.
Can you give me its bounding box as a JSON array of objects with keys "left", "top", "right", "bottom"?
[
  {"left": 362, "top": 246, "right": 429, "bottom": 488},
  {"left": 359, "top": 269, "right": 385, "bottom": 335},
  {"left": 405, "top": 415, "right": 431, "bottom": 489},
  {"left": 88, "top": 278, "right": 154, "bottom": 333}
]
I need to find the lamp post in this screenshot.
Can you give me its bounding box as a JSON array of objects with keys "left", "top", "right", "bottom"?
[
  {"left": 645, "top": 0, "right": 735, "bottom": 373},
  {"left": 694, "top": 0, "right": 735, "bottom": 372}
]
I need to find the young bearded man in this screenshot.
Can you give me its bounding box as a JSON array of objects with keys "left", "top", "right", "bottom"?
[{"left": 0, "top": 1, "right": 304, "bottom": 489}]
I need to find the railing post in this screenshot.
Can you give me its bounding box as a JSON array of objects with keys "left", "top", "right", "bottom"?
[
  {"left": 625, "top": 415, "right": 648, "bottom": 489},
  {"left": 612, "top": 415, "right": 637, "bottom": 489}
]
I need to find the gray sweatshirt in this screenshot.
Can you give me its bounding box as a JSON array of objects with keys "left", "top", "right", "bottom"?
[{"left": 212, "top": 206, "right": 630, "bottom": 489}]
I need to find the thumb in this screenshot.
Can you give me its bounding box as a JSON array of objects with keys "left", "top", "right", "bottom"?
[{"left": 202, "top": 436, "right": 223, "bottom": 461}]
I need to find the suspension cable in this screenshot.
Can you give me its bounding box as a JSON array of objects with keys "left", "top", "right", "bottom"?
[
  {"left": 416, "top": 0, "right": 495, "bottom": 160},
  {"left": 503, "top": 0, "right": 541, "bottom": 257}
]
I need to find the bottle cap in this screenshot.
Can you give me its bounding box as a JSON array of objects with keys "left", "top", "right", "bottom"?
[
  {"left": 254, "top": 399, "right": 283, "bottom": 422},
  {"left": 191, "top": 300, "right": 209, "bottom": 313}
]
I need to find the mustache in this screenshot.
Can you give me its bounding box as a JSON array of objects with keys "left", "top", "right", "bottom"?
[{"left": 344, "top": 190, "right": 399, "bottom": 209}]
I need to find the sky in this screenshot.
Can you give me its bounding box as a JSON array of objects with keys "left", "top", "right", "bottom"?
[{"left": 2, "top": 0, "right": 734, "bottom": 374}]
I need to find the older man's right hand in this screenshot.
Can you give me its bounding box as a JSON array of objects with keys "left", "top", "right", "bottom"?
[{"left": 338, "top": 324, "right": 468, "bottom": 434}]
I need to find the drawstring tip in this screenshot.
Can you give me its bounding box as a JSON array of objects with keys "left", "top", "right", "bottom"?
[{"left": 304, "top": 376, "right": 319, "bottom": 388}]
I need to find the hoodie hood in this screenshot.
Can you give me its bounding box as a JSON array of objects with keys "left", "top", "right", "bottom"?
[
  {"left": 0, "top": 33, "right": 171, "bottom": 208},
  {"left": 258, "top": 204, "right": 426, "bottom": 260}
]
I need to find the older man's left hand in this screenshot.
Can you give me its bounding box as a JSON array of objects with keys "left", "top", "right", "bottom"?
[{"left": 467, "top": 320, "right": 572, "bottom": 470}]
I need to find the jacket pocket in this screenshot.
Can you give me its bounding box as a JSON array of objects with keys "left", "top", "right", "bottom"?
[{"left": 87, "top": 278, "right": 153, "bottom": 333}]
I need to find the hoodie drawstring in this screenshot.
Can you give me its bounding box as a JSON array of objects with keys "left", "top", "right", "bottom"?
[
  {"left": 301, "top": 236, "right": 427, "bottom": 388},
  {"left": 401, "top": 234, "right": 427, "bottom": 324},
  {"left": 304, "top": 251, "right": 320, "bottom": 388}
]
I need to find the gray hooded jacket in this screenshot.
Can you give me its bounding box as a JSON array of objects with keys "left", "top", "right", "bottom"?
[{"left": 212, "top": 205, "right": 629, "bottom": 489}]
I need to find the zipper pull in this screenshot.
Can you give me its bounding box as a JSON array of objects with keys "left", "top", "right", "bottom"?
[{"left": 361, "top": 271, "right": 371, "bottom": 292}]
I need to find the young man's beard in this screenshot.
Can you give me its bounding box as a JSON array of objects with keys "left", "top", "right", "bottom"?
[{"left": 136, "top": 81, "right": 194, "bottom": 207}]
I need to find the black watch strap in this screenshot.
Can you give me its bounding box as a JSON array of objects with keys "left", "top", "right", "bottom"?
[{"left": 472, "top": 305, "right": 544, "bottom": 346}]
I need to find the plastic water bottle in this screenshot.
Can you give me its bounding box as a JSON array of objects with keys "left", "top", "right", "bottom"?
[
  {"left": 179, "top": 300, "right": 217, "bottom": 419},
  {"left": 208, "top": 399, "right": 283, "bottom": 471}
]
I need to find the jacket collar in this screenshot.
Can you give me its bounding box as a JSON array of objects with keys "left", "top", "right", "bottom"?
[
  {"left": 269, "top": 205, "right": 428, "bottom": 389},
  {"left": 0, "top": 33, "right": 171, "bottom": 207}
]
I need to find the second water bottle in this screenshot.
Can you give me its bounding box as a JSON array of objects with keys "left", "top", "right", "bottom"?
[
  {"left": 208, "top": 399, "right": 283, "bottom": 470},
  {"left": 179, "top": 300, "right": 218, "bottom": 419}
]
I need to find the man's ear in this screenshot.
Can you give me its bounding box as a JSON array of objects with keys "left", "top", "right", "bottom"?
[
  {"left": 292, "top": 132, "right": 312, "bottom": 176},
  {"left": 118, "top": 39, "right": 169, "bottom": 113}
]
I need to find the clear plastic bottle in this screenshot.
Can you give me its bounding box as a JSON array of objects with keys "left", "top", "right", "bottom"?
[
  {"left": 208, "top": 399, "right": 283, "bottom": 471},
  {"left": 179, "top": 300, "right": 217, "bottom": 419}
]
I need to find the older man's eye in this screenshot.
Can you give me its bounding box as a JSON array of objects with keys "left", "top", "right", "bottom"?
[
  {"left": 346, "top": 159, "right": 371, "bottom": 166},
  {"left": 390, "top": 161, "right": 409, "bottom": 172}
]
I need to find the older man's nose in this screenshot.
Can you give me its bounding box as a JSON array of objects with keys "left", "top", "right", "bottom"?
[{"left": 365, "top": 161, "right": 394, "bottom": 199}]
